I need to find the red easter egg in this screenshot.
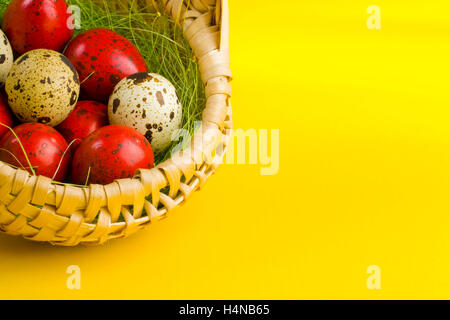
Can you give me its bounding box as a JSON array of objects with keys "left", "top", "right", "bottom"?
[
  {"left": 56, "top": 100, "right": 109, "bottom": 150},
  {"left": 2, "top": 0, "right": 74, "bottom": 54},
  {"left": 71, "top": 125, "right": 154, "bottom": 185},
  {"left": 0, "top": 123, "right": 72, "bottom": 181},
  {"left": 0, "top": 93, "right": 14, "bottom": 139},
  {"left": 64, "top": 28, "right": 147, "bottom": 102}
]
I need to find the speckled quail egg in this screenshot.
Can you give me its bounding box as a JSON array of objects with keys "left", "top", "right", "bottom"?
[
  {"left": 0, "top": 29, "right": 13, "bottom": 86},
  {"left": 108, "top": 72, "right": 183, "bottom": 153},
  {"left": 5, "top": 49, "right": 80, "bottom": 127}
]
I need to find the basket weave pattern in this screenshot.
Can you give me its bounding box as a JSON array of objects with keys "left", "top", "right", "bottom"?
[{"left": 0, "top": 0, "right": 232, "bottom": 246}]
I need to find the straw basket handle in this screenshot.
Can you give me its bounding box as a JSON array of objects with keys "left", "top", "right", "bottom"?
[{"left": 219, "top": 0, "right": 229, "bottom": 53}]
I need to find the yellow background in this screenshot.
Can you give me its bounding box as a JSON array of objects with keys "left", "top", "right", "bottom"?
[{"left": 1, "top": 0, "right": 450, "bottom": 299}]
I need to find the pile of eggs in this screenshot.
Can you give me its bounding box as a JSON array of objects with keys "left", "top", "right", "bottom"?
[{"left": 0, "top": 0, "right": 184, "bottom": 185}]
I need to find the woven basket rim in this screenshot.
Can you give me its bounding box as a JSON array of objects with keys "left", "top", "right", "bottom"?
[{"left": 0, "top": 0, "right": 232, "bottom": 246}]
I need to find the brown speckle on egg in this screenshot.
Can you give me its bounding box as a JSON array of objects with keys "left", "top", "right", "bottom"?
[
  {"left": 156, "top": 91, "right": 165, "bottom": 106},
  {"left": 112, "top": 98, "right": 121, "bottom": 113},
  {"left": 145, "top": 130, "right": 153, "bottom": 142},
  {"left": 38, "top": 117, "right": 51, "bottom": 124},
  {"left": 70, "top": 91, "right": 78, "bottom": 105},
  {"left": 127, "top": 72, "right": 152, "bottom": 85},
  {"left": 16, "top": 54, "right": 29, "bottom": 65}
]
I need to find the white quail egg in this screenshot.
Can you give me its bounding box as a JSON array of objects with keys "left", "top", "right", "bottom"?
[
  {"left": 0, "top": 29, "right": 13, "bottom": 86},
  {"left": 108, "top": 72, "right": 183, "bottom": 153},
  {"left": 5, "top": 49, "right": 80, "bottom": 127}
]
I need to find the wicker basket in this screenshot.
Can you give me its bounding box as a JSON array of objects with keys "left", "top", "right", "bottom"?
[{"left": 0, "top": 0, "right": 232, "bottom": 246}]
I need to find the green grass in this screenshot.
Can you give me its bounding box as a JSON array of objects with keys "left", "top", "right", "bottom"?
[
  {"left": 0, "top": 0, "right": 205, "bottom": 165},
  {"left": 0, "top": 0, "right": 8, "bottom": 17}
]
